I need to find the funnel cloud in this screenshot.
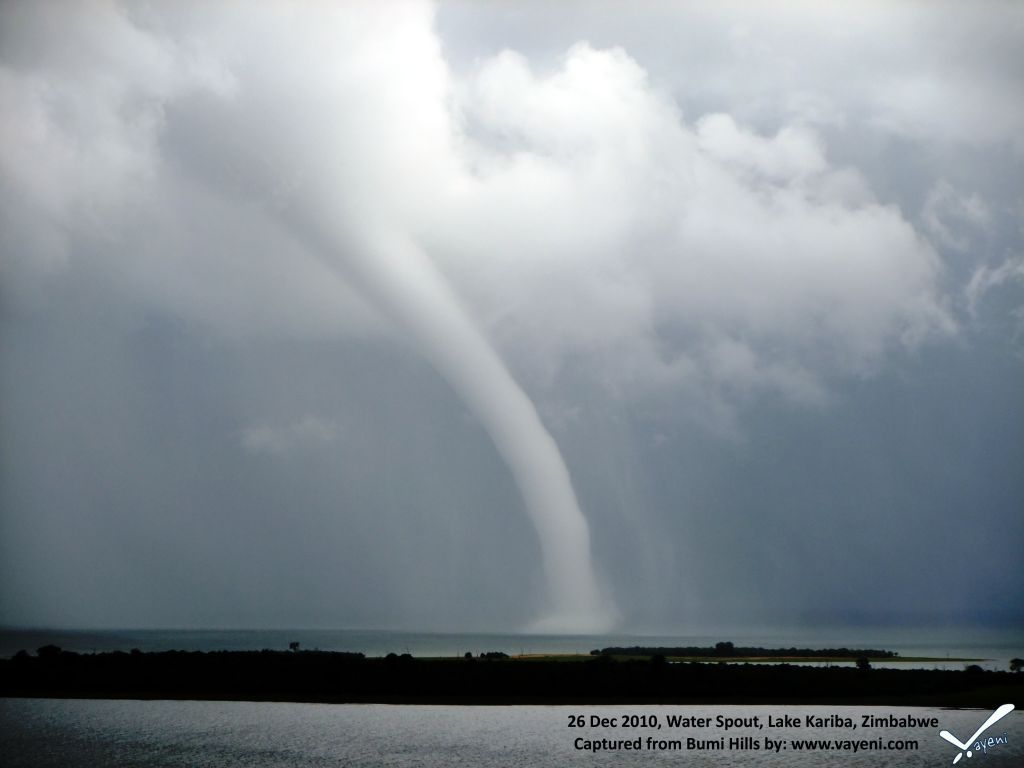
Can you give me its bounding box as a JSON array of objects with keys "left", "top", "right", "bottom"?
[{"left": 301, "top": 222, "right": 611, "bottom": 631}]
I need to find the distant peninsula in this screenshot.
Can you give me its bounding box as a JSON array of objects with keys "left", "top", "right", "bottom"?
[{"left": 590, "top": 641, "right": 900, "bottom": 662}]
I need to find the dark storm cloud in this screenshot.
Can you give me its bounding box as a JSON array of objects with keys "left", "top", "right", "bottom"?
[{"left": 1, "top": 0, "right": 1021, "bottom": 631}]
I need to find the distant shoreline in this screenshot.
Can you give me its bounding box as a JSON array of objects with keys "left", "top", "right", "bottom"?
[
  {"left": 2, "top": 628, "right": 1018, "bottom": 671},
  {"left": 2, "top": 648, "right": 1020, "bottom": 707}
]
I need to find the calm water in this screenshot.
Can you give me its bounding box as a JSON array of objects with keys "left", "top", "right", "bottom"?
[
  {"left": 2, "top": 699, "right": 1022, "bottom": 767},
  {"left": 2, "top": 626, "right": 1022, "bottom": 670}
]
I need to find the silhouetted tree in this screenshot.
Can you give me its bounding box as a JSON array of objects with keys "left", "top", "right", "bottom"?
[
  {"left": 714, "top": 641, "right": 735, "bottom": 657},
  {"left": 1010, "top": 658, "right": 1023, "bottom": 673},
  {"left": 289, "top": 642, "right": 300, "bottom": 652},
  {"left": 856, "top": 657, "right": 871, "bottom": 671},
  {"left": 37, "top": 645, "right": 61, "bottom": 659}
]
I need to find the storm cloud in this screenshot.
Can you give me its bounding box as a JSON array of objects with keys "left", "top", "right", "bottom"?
[{"left": 1, "top": 0, "right": 1021, "bottom": 632}]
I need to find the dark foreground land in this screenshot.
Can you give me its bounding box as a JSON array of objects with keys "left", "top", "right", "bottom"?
[{"left": 2, "top": 649, "right": 1021, "bottom": 707}]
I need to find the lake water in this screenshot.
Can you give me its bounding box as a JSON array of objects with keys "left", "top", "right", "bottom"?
[
  {"left": 2, "top": 699, "right": 1022, "bottom": 767},
  {"left": 2, "top": 625, "right": 1021, "bottom": 670}
]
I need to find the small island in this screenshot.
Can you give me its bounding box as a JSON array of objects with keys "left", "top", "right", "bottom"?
[{"left": 584, "top": 641, "right": 979, "bottom": 665}]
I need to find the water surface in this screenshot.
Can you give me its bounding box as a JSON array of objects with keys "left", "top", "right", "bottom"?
[{"left": 2, "top": 699, "right": 1022, "bottom": 767}]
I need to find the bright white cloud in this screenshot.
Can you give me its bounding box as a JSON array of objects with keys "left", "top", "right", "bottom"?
[
  {"left": 0, "top": 2, "right": 960, "bottom": 407},
  {"left": 434, "top": 42, "right": 955, "bottom": 406}
]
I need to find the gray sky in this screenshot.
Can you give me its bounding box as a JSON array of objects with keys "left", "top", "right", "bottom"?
[{"left": 1, "top": 0, "right": 1021, "bottom": 633}]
